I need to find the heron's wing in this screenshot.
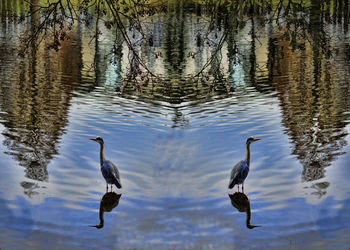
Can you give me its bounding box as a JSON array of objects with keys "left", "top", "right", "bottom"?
[
  {"left": 239, "top": 162, "right": 249, "bottom": 181},
  {"left": 102, "top": 161, "right": 122, "bottom": 188},
  {"left": 108, "top": 161, "right": 122, "bottom": 188},
  {"left": 228, "top": 160, "right": 247, "bottom": 188}
]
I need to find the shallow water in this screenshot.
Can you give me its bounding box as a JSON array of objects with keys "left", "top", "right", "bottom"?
[{"left": 1, "top": 2, "right": 350, "bottom": 249}]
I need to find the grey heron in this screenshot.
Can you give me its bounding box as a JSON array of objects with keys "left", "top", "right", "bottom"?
[
  {"left": 228, "top": 137, "right": 260, "bottom": 192},
  {"left": 90, "top": 136, "right": 122, "bottom": 192}
]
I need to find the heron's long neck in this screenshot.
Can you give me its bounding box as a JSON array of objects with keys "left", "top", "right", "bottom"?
[
  {"left": 100, "top": 143, "right": 106, "bottom": 165},
  {"left": 244, "top": 143, "right": 251, "bottom": 165}
]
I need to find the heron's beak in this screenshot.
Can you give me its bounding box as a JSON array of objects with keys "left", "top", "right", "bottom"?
[
  {"left": 254, "top": 138, "right": 261, "bottom": 142},
  {"left": 89, "top": 138, "right": 96, "bottom": 141}
]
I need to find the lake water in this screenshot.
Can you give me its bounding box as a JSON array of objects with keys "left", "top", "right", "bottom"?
[{"left": 1, "top": 1, "right": 350, "bottom": 249}]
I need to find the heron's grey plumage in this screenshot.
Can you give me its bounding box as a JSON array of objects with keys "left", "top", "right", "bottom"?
[
  {"left": 90, "top": 136, "right": 122, "bottom": 191},
  {"left": 228, "top": 137, "right": 260, "bottom": 191},
  {"left": 101, "top": 160, "right": 122, "bottom": 188},
  {"left": 229, "top": 160, "right": 249, "bottom": 189}
]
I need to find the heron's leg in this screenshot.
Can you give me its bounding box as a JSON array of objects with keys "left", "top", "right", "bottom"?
[
  {"left": 111, "top": 185, "right": 113, "bottom": 192},
  {"left": 237, "top": 185, "right": 240, "bottom": 192},
  {"left": 106, "top": 183, "right": 108, "bottom": 193},
  {"left": 242, "top": 183, "right": 244, "bottom": 193}
]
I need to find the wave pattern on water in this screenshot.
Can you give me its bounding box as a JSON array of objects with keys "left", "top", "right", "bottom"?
[{"left": 1, "top": 2, "right": 350, "bottom": 248}]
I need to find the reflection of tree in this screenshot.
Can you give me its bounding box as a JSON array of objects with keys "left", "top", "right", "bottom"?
[
  {"left": 93, "top": 3, "right": 123, "bottom": 90},
  {"left": 0, "top": 0, "right": 82, "bottom": 196},
  {"left": 3, "top": 0, "right": 350, "bottom": 197},
  {"left": 171, "top": 108, "right": 189, "bottom": 128},
  {"left": 164, "top": 1, "right": 186, "bottom": 78},
  {"left": 268, "top": 2, "right": 350, "bottom": 194}
]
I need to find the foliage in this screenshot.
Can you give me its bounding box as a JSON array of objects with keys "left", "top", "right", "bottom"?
[{"left": 13, "top": 0, "right": 348, "bottom": 93}]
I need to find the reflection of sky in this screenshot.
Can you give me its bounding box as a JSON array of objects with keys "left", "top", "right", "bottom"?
[
  {"left": 0, "top": 123, "right": 29, "bottom": 201},
  {"left": 2, "top": 32, "right": 350, "bottom": 244},
  {"left": 1, "top": 12, "right": 350, "bottom": 250},
  {"left": 1, "top": 183, "right": 349, "bottom": 249},
  {"left": 1, "top": 87, "right": 350, "bottom": 248},
  {"left": 3, "top": 87, "right": 350, "bottom": 204}
]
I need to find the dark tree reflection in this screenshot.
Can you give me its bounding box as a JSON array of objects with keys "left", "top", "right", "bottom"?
[
  {"left": 267, "top": 1, "right": 350, "bottom": 195},
  {"left": 0, "top": 0, "right": 82, "bottom": 196}
]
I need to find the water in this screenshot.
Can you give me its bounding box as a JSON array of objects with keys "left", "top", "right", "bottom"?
[{"left": 1, "top": 1, "right": 350, "bottom": 249}]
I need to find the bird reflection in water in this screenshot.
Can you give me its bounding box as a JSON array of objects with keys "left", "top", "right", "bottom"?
[
  {"left": 229, "top": 192, "right": 260, "bottom": 229},
  {"left": 89, "top": 192, "right": 122, "bottom": 229}
]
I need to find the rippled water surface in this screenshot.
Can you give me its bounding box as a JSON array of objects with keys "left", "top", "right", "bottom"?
[{"left": 1, "top": 1, "right": 350, "bottom": 249}]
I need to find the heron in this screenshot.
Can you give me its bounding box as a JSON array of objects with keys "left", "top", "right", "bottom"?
[
  {"left": 228, "top": 137, "right": 261, "bottom": 192},
  {"left": 90, "top": 136, "right": 122, "bottom": 192}
]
